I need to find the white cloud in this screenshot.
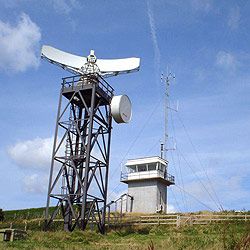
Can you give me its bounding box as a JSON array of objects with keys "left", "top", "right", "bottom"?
[
  {"left": 190, "top": 0, "right": 212, "bottom": 12},
  {"left": 228, "top": 6, "right": 240, "bottom": 30},
  {"left": 23, "top": 174, "right": 48, "bottom": 194},
  {"left": 146, "top": 0, "right": 161, "bottom": 77},
  {"left": 8, "top": 137, "right": 53, "bottom": 170},
  {"left": 183, "top": 173, "right": 250, "bottom": 211},
  {"left": 0, "top": 13, "right": 41, "bottom": 73},
  {"left": 172, "top": 146, "right": 250, "bottom": 211},
  {"left": 48, "top": 0, "right": 80, "bottom": 30},
  {"left": 216, "top": 51, "right": 237, "bottom": 69},
  {"left": 50, "top": 0, "right": 80, "bottom": 15}
]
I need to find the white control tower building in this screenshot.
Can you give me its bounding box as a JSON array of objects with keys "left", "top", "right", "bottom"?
[{"left": 121, "top": 156, "right": 175, "bottom": 213}]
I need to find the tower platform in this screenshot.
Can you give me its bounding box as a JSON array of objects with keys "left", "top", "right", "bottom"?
[{"left": 61, "top": 74, "right": 114, "bottom": 107}]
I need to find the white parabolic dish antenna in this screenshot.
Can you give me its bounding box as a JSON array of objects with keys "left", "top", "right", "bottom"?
[
  {"left": 111, "top": 95, "right": 132, "bottom": 124},
  {"left": 41, "top": 45, "right": 140, "bottom": 77}
]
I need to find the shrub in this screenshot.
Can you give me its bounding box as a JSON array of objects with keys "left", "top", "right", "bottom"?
[{"left": 0, "top": 209, "right": 4, "bottom": 221}]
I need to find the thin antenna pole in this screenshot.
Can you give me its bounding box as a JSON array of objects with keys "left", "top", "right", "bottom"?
[
  {"left": 161, "top": 72, "right": 175, "bottom": 160},
  {"left": 164, "top": 75, "right": 169, "bottom": 160},
  {"left": 160, "top": 143, "right": 164, "bottom": 158}
]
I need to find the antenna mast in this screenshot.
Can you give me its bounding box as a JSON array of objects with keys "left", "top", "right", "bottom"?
[
  {"left": 41, "top": 45, "right": 140, "bottom": 233},
  {"left": 161, "top": 72, "right": 175, "bottom": 159}
]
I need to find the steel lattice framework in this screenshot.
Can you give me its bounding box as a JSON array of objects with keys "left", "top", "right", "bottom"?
[{"left": 45, "top": 74, "right": 113, "bottom": 233}]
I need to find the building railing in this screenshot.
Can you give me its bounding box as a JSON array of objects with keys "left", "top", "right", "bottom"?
[
  {"left": 164, "top": 172, "right": 175, "bottom": 184},
  {"left": 121, "top": 169, "right": 175, "bottom": 184},
  {"left": 61, "top": 74, "right": 114, "bottom": 98},
  {"left": 120, "top": 172, "right": 128, "bottom": 181}
]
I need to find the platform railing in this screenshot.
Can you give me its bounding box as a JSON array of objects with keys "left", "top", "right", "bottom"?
[{"left": 61, "top": 74, "right": 114, "bottom": 98}]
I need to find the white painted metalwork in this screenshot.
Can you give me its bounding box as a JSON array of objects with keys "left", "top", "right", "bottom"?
[
  {"left": 41, "top": 45, "right": 140, "bottom": 77},
  {"left": 111, "top": 95, "right": 132, "bottom": 124},
  {"left": 125, "top": 156, "right": 167, "bottom": 166}
]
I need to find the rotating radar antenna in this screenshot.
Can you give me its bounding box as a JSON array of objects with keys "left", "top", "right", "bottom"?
[
  {"left": 41, "top": 45, "right": 140, "bottom": 77},
  {"left": 41, "top": 45, "right": 140, "bottom": 233}
]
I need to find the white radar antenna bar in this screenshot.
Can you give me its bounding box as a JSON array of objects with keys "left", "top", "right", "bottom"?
[{"left": 41, "top": 45, "right": 140, "bottom": 77}]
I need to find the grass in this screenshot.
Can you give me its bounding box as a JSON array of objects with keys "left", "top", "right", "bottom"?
[
  {"left": 1, "top": 208, "right": 250, "bottom": 249},
  {"left": 0, "top": 222, "right": 249, "bottom": 250}
]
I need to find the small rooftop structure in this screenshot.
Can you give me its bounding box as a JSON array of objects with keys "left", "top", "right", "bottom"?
[{"left": 121, "top": 156, "right": 174, "bottom": 213}]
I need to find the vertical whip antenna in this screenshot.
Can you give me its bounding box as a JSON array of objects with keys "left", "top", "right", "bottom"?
[{"left": 161, "top": 71, "right": 175, "bottom": 159}]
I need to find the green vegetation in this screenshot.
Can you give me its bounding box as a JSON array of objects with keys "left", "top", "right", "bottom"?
[
  {"left": 3, "top": 207, "right": 250, "bottom": 222},
  {"left": 0, "top": 209, "right": 4, "bottom": 221},
  {"left": 3, "top": 207, "right": 51, "bottom": 221},
  {"left": 1, "top": 207, "right": 249, "bottom": 249},
  {"left": 0, "top": 222, "right": 249, "bottom": 249}
]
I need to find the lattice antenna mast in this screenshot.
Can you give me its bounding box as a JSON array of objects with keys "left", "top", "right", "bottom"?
[
  {"left": 41, "top": 45, "right": 140, "bottom": 233},
  {"left": 161, "top": 72, "right": 175, "bottom": 160}
]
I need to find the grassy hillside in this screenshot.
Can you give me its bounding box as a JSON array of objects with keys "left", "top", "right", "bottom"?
[
  {"left": 1, "top": 207, "right": 250, "bottom": 249},
  {"left": 3, "top": 207, "right": 51, "bottom": 221},
  {"left": 0, "top": 222, "right": 249, "bottom": 249}
]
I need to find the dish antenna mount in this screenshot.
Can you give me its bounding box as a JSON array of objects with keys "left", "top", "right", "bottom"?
[{"left": 42, "top": 45, "right": 140, "bottom": 233}]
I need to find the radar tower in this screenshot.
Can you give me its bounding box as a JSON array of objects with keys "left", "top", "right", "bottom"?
[{"left": 41, "top": 46, "right": 140, "bottom": 233}]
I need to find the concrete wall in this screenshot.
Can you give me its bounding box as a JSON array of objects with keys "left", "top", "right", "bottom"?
[{"left": 128, "top": 179, "right": 167, "bottom": 213}]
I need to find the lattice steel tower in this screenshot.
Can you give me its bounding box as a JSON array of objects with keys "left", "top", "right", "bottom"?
[{"left": 41, "top": 46, "right": 140, "bottom": 232}]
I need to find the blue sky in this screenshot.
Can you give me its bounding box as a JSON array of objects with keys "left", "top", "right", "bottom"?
[{"left": 0, "top": 0, "right": 249, "bottom": 212}]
